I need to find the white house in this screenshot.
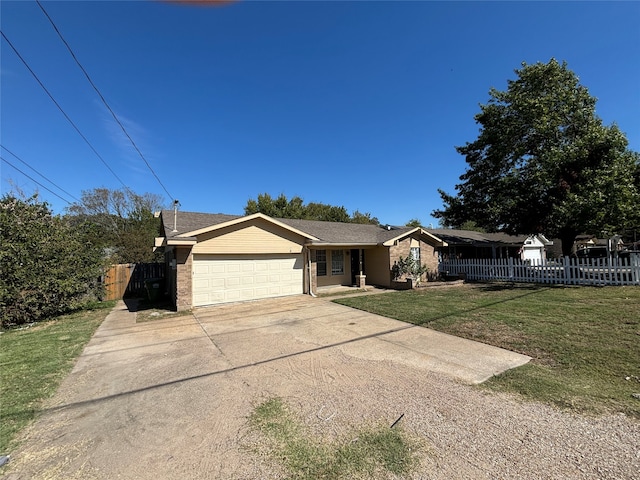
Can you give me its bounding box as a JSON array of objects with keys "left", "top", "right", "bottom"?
[{"left": 520, "top": 234, "right": 553, "bottom": 264}]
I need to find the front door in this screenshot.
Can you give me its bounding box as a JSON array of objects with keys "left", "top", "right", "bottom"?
[{"left": 350, "top": 249, "right": 365, "bottom": 285}]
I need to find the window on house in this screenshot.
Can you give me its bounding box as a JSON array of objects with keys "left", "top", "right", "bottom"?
[
  {"left": 331, "top": 250, "right": 344, "bottom": 275},
  {"left": 316, "top": 250, "right": 327, "bottom": 276},
  {"left": 410, "top": 246, "right": 420, "bottom": 262}
]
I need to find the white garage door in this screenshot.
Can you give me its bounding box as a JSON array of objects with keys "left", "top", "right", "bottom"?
[{"left": 192, "top": 254, "right": 304, "bottom": 307}]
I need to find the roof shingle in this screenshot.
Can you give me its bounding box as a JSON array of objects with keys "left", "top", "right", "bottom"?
[{"left": 160, "top": 210, "right": 417, "bottom": 245}]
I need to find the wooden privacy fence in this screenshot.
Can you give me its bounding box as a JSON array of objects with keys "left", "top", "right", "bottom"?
[
  {"left": 104, "top": 263, "right": 166, "bottom": 301},
  {"left": 439, "top": 255, "right": 640, "bottom": 287}
]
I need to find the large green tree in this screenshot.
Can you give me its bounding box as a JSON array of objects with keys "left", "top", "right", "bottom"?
[
  {"left": 244, "top": 193, "right": 379, "bottom": 225},
  {"left": 433, "top": 59, "right": 640, "bottom": 255},
  {"left": 0, "top": 195, "right": 105, "bottom": 327},
  {"left": 67, "top": 188, "right": 165, "bottom": 263}
]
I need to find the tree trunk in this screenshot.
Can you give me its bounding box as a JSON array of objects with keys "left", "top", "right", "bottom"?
[{"left": 559, "top": 228, "right": 578, "bottom": 257}]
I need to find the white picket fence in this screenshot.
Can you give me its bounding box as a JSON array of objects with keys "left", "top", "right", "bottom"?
[{"left": 439, "top": 255, "right": 640, "bottom": 286}]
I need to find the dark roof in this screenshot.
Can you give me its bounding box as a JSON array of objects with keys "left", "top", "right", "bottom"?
[
  {"left": 161, "top": 210, "right": 240, "bottom": 238},
  {"left": 426, "top": 228, "right": 530, "bottom": 246},
  {"left": 160, "top": 210, "right": 422, "bottom": 245},
  {"left": 277, "top": 218, "right": 415, "bottom": 245}
]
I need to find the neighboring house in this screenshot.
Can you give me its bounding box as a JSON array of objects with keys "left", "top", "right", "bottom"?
[
  {"left": 573, "top": 234, "right": 624, "bottom": 258},
  {"left": 519, "top": 234, "right": 554, "bottom": 264},
  {"left": 427, "top": 229, "right": 554, "bottom": 261},
  {"left": 154, "top": 210, "right": 446, "bottom": 310}
]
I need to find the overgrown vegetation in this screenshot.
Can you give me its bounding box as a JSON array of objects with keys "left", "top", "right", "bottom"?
[
  {"left": 0, "top": 302, "right": 114, "bottom": 454},
  {"left": 335, "top": 284, "right": 640, "bottom": 418},
  {"left": 67, "top": 187, "right": 165, "bottom": 264},
  {"left": 249, "top": 397, "right": 419, "bottom": 479},
  {"left": 0, "top": 195, "right": 107, "bottom": 327}
]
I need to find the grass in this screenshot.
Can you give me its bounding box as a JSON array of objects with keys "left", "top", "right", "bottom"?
[
  {"left": 0, "top": 301, "right": 115, "bottom": 454},
  {"left": 335, "top": 284, "right": 640, "bottom": 418},
  {"left": 249, "top": 397, "right": 419, "bottom": 479}
]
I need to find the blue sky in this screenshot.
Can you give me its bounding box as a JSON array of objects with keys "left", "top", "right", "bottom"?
[{"left": 2, "top": 1, "right": 639, "bottom": 227}]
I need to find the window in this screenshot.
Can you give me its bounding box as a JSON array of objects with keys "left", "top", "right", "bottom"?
[
  {"left": 331, "top": 250, "right": 344, "bottom": 275},
  {"left": 410, "top": 246, "right": 420, "bottom": 262},
  {"left": 316, "top": 250, "right": 327, "bottom": 276}
]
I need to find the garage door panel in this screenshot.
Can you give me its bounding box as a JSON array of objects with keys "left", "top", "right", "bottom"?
[
  {"left": 193, "top": 278, "right": 209, "bottom": 289},
  {"left": 192, "top": 254, "right": 303, "bottom": 307}
]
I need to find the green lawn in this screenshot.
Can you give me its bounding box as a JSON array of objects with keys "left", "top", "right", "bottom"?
[
  {"left": 0, "top": 302, "right": 114, "bottom": 454},
  {"left": 335, "top": 284, "right": 640, "bottom": 418}
]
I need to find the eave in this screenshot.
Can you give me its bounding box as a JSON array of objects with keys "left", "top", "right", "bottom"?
[
  {"left": 305, "top": 242, "right": 378, "bottom": 248},
  {"left": 382, "top": 227, "right": 447, "bottom": 247}
]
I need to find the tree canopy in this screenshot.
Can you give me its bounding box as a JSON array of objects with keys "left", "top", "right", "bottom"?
[
  {"left": 433, "top": 59, "right": 640, "bottom": 254},
  {"left": 67, "top": 188, "right": 165, "bottom": 263},
  {"left": 244, "top": 193, "right": 379, "bottom": 225}
]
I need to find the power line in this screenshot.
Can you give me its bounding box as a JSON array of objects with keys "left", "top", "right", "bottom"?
[
  {"left": 1, "top": 156, "right": 73, "bottom": 205},
  {"left": 36, "top": 0, "right": 175, "bottom": 202},
  {"left": 0, "top": 30, "right": 130, "bottom": 191},
  {"left": 1, "top": 145, "right": 81, "bottom": 203}
]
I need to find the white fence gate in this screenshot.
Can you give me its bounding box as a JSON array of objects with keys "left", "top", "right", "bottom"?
[{"left": 439, "top": 255, "right": 640, "bottom": 286}]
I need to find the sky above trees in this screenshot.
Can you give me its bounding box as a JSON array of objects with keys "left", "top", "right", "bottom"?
[{"left": 1, "top": 1, "right": 638, "bottom": 227}]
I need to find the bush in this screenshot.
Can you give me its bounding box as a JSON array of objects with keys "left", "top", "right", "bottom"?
[
  {"left": 392, "top": 255, "right": 429, "bottom": 285},
  {"left": 0, "top": 195, "right": 106, "bottom": 327}
]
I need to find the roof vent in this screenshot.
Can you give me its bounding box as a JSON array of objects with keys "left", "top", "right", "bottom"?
[{"left": 172, "top": 199, "right": 180, "bottom": 232}]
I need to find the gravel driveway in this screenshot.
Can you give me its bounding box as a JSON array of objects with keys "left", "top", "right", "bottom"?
[{"left": 3, "top": 294, "right": 638, "bottom": 479}]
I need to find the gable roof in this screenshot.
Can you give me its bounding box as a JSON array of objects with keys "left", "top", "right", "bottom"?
[{"left": 159, "top": 210, "right": 445, "bottom": 247}]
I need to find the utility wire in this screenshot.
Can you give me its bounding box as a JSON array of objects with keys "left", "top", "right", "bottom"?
[
  {"left": 0, "top": 30, "right": 130, "bottom": 191},
  {"left": 1, "top": 145, "right": 81, "bottom": 203},
  {"left": 1, "top": 156, "right": 73, "bottom": 205},
  {"left": 36, "top": 0, "right": 175, "bottom": 202}
]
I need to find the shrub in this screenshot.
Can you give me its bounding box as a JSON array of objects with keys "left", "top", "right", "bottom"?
[
  {"left": 392, "top": 255, "right": 429, "bottom": 285},
  {"left": 0, "top": 195, "right": 106, "bottom": 327}
]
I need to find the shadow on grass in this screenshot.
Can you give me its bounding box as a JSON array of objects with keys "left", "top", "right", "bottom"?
[{"left": 472, "top": 282, "right": 549, "bottom": 292}]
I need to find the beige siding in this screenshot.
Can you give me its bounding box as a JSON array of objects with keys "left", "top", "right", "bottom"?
[
  {"left": 193, "top": 217, "right": 305, "bottom": 255},
  {"left": 315, "top": 249, "right": 351, "bottom": 287},
  {"left": 364, "top": 246, "right": 392, "bottom": 287}
]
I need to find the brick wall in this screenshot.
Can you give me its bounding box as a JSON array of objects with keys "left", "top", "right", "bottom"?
[
  {"left": 309, "top": 250, "right": 318, "bottom": 294},
  {"left": 389, "top": 235, "right": 440, "bottom": 283},
  {"left": 421, "top": 242, "right": 439, "bottom": 277},
  {"left": 175, "top": 246, "right": 193, "bottom": 311}
]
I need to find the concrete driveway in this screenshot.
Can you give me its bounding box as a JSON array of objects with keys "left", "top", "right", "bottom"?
[
  {"left": 192, "top": 294, "right": 530, "bottom": 385},
  {"left": 4, "top": 293, "right": 532, "bottom": 479}
]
